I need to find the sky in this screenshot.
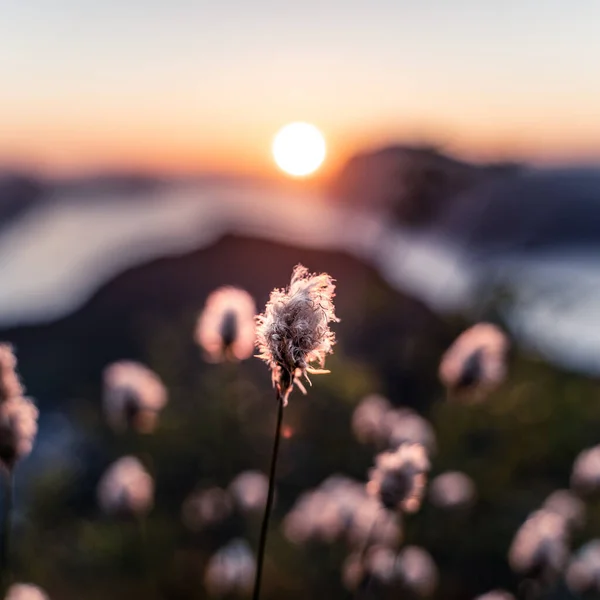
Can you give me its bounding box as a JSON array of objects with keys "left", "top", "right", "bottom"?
[{"left": 2, "top": 0, "right": 600, "bottom": 177}]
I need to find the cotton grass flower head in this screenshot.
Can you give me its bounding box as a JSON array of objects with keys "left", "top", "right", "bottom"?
[
  {"left": 0, "top": 344, "right": 24, "bottom": 402},
  {"left": 0, "top": 344, "right": 38, "bottom": 471},
  {"left": 351, "top": 394, "right": 392, "bottom": 446},
  {"left": 474, "top": 590, "right": 516, "bottom": 600},
  {"left": 255, "top": 264, "right": 339, "bottom": 405},
  {"left": 282, "top": 475, "right": 402, "bottom": 549},
  {"left": 5, "top": 584, "right": 49, "bottom": 600},
  {"left": 571, "top": 445, "right": 600, "bottom": 496},
  {"left": 283, "top": 490, "right": 345, "bottom": 545},
  {"left": 439, "top": 323, "right": 509, "bottom": 401},
  {"left": 342, "top": 546, "right": 399, "bottom": 593},
  {"left": 195, "top": 287, "right": 256, "bottom": 363},
  {"left": 315, "top": 476, "right": 401, "bottom": 549},
  {"left": 0, "top": 396, "right": 38, "bottom": 471},
  {"left": 542, "top": 489, "right": 585, "bottom": 532},
  {"left": 385, "top": 408, "right": 437, "bottom": 455},
  {"left": 566, "top": 540, "right": 600, "bottom": 594},
  {"left": 228, "top": 471, "right": 269, "bottom": 514},
  {"left": 181, "top": 487, "right": 233, "bottom": 532},
  {"left": 508, "top": 509, "right": 568, "bottom": 579},
  {"left": 367, "top": 443, "right": 430, "bottom": 513},
  {"left": 97, "top": 456, "right": 154, "bottom": 517},
  {"left": 103, "top": 361, "right": 167, "bottom": 434},
  {"left": 429, "top": 471, "right": 477, "bottom": 510},
  {"left": 364, "top": 545, "right": 400, "bottom": 586},
  {"left": 346, "top": 501, "right": 402, "bottom": 550},
  {"left": 204, "top": 538, "right": 255, "bottom": 598},
  {"left": 396, "top": 546, "right": 438, "bottom": 597}
]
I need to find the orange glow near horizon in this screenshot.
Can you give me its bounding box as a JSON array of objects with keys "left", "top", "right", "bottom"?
[{"left": 4, "top": 110, "right": 600, "bottom": 179}]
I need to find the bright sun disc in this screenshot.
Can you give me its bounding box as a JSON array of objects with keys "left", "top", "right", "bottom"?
[{"left": 272, "top": 122, "right": 326, "bottom": 177}]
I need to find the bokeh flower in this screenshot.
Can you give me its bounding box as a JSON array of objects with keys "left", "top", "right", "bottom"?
[
  {"left": 341, "top": 545, "right": 437, "bottom": 597},
  {"left": 228, "top": 471, "right": 269, "bottom": 514},
  {"left": 181, "top": 487, "right": 233, "bottom": 532},
  {"left": 0, "top": 344, "right": 24, "bottom": 402},
  {"left": 364, "top": 545, "right": 399, "bottom": 586},
  {"left": 97, "top": 456, "right": 154, "bottom": 517},
  {"left": 429, "top": 471, "right": 477, "bottom": 510},
  {"left": 255, "top": 264, "right": 339, "bottom": 405},
  {"left": 0, "top": 344, "right": 37, "bottom": 471},
  {"left": 542, "top": 489, "right": 585, "bottom": 532},
  {"left": 396, "top": 546, "right": 438, "bottom": 597},
  {"left": 283, "top": 490, "right": 345, "bottom": 545},
  {"left": 195, "top": 287, "right": 256, "bottom": 362},
  {"left": 5, "top": 584, "right": 49, "bottom": 600},
  {"left": 351, "top": 394, "right": 391, "bottom": 446},
  {"left": 571, "top": 445, "right": 600, "bottom": 496},
  {"left": 341, "top": 546, "right": 398, "bottom": 593},
  {"left": 384, "top": 408, "right": 437, "bottom": 455},
  {"left": 439, "top": 323, "right": 509, "bottom": 401},
  {"left": 204, "top": 539, "right": 255, "bottom": 598},
  {"left": 0, "top": 396, "right": 38, "bottom": 471},
  {"left": 283, "top": 475, "right": 401, "bottom": 549},
  {"left": 508, "top": 510, "right": 568, "bottom": 579},
  {"left": 367, "top": 443, "right": 430, "bottom": 513},
  {"left": 474, "top": 590, "right": 515, "bottom": 600},
  {"left": 103, "top": 361, "right": 167, "bottom": 433},
  {"left": 566, "top": 540, "right": 600, "bottom": 594}
]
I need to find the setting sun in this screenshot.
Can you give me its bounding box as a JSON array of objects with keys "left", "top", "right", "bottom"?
[{"left": 272, "top": 122, "right": 326, "bottom": 177}]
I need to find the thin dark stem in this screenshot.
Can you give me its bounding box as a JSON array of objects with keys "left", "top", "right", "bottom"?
[
  {"left": 1, "top": 468, "right": 13, "bottom": 593},
  {"left": 252, "top": 390, "right": 284, "bottom": 600}
]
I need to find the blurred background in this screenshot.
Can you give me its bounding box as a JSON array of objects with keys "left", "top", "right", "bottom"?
[{"left": 2, "top": 1, "right": 600, "bottom": 598}]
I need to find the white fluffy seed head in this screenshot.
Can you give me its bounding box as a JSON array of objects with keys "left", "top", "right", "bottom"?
[
  {"left": 0, "top": 344, "right": 24, "bottom": 402},
  {"left": 204, "top": 539, "right": 255, "bottom": 598},
  {"left": 255, "top": 264, "right": 339, "bottom": 405},
  {"left": 228, "top": 471, "right": 269, "bottom": 514},
  {"left": 282, "top": 475, "right": 402, "bottom": 550},
  {"left": 542, "top": 489, "right": 585, "bottom": 532},
  {"left": 351, "top": 394, "right": 391, "bottom": 446},
  {"left": 103, "top": 361, "right": 167, "bottom": 433},
  {"left": 5, "top": 584, "right": 49, "bottom": 600},
  {"left": 508, "top": 510, "right": 568, "bottom": 578},
  {"left": 97, "top": 456, "right": 154, "bottom": 517},
  {"left": 571, "top": 445, "right": 600, "bottom": 496},
  {"left": 384, "top": 408, "right": 437, "bottom": 455},
  {"left": 181, "top": 487, "right": 233, "bottom": 532},
  {"left": 195, "top": 287, "right": 256, "bottom": 363},
  {"left": 439, "top": 323, "right": 509, "bottom": 401},
  {"left": 474, "top": 590, "right": 516, "bottom": 600},
  {"left": 429, "top": 471, "right": 477, "bottom": 510},
  {"left": 397, "top": 546, "right": 438, "bottom": 597},
  {"left": 367, "top": 443, "right": 430, "bottom": 514},
  {"left": 0, "top": 396, "right": 38, "bottom": 470},
  {"left": 566, "top": 541, "right": 600, "bottom": 594}
]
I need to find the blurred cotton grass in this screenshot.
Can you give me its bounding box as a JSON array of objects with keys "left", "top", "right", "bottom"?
[
  {"left": 103, "top": 361, "right": 168, "bottom": 434},
  {"left": 439, "top": 323, "right": 510, "bottom": 402},
  {"left": 4, "top": 583, "right": 49, "bottom": 600},
  {"left": 0, "top": 345, "right": 38, "bottom": 592},
  {"left": 252, "top": 264, "right": 339, "bottom": 600},
  {"left": 195, "top": 287, "right": 256, "bottom": 363},
  {"left": 97, "top": 456, "right": 155, "bottom": 575},
  {"left": 195, "top": 286, "right": 257, "bottom": 477}
]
